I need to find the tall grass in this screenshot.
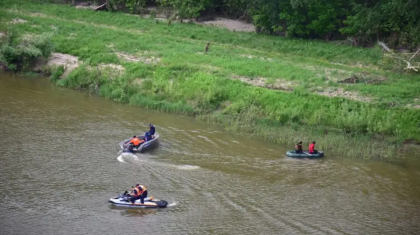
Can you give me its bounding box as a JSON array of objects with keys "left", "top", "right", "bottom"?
[{"left": 1, "top": 0, "right": 420, "bottom": 158}]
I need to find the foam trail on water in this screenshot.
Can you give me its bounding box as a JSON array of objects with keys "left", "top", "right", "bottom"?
[
  {"left": 168, "top": 202, "right": 177, "bottom": 207},
  {"left": 117, "top": 155, "right": 126, "bottom": 163},
  {"left": 117, "top": 152, "right": 138, "bottom": 163},
  {"left": 176, "top": 165, "right": 201, "bottom": 170}
]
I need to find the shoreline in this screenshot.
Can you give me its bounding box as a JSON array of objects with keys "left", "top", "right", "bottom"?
[{"left": 1, "top": 1, "right": 420, "bottom": 159}]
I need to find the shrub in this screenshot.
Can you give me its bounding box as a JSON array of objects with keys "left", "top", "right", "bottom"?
[{"left": 0, "top": 29, "right": 54, "bottom": 71}]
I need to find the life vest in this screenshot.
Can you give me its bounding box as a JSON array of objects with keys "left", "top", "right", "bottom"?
[
  {"left": 130, "top": 137, "right": 141, "bottom": 146},
  {"left": 130, "top": 188, "right": 139, "bottom": 196},
  {"left": 137, "top": 185, "right": 147, "bottom": 194},
  {"left": 130, "top": 187, "right": 142, "bottom": 197}
]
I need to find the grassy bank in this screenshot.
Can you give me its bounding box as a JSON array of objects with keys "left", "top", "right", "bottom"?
[{"left": 1, "top": 1, "right": 420, "bottom": 159}]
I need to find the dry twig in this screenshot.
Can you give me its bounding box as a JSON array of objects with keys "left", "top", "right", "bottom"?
[{"left": 378, "top": 41, "right": 419, "bottom": 72}]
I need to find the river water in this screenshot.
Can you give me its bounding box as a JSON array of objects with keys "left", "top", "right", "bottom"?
[{"left": 0, "top": 74, "right": 419, "bottom": 235}]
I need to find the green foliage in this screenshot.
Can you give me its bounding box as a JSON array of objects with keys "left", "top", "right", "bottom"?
[
  {"left": 158, "top": 0, "right": 212, "bottom": 19},
  {"left": 3, "top": 0, "right": 420, "bottom": 159},
  {"left": 2, "top": 0, "right": 419, "bottom": 47},
  {"left": 221, "top": 0, "right": 250, "bottom": 18},
  {"left": 108, "top": 0, "right": 146, "bottom": 14},
  {"left": 340, "top": 0, "right": 420, "bottom": 47},
  {"left": 0, "top": 28, "right": 53, "bottom": 71},
  {"left": 49, "top": 65, "right": 64, "bottom": 82}
]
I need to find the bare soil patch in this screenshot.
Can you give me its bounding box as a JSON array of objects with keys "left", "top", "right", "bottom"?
[
  {"left": 317, "top": 87, "right": 372, "bottom": 102},
  {"left": 132, "top": 78, "right": 144, "bottom": 86},
  {"left": 231, "top": 75, "right": 295, "bottom": 91},
  {"left": 116, "top": 52, "right": 161, "bottom": 64},
  {"left": 405, "top": 98, "right": 420, "bottom": 109},
  {"left": 330, "top": 62, "right": 381, "bottom": 70},
  {"left": 196, "top": 17, "right": 255, "bottom": 32},
  {"left": 66, "top": 33, "right": 77, "bottom": 39},
  {"left": 11, "top": 18, "right": 27, "bottom": 24},
  {"left": 338, "top": 73, "right": 388, "bottom": 84},
  {"left": 96, "top": 64, "right": 125, "bottom": 79},
  {"left": 240, "top": 54, "right": 274, "bottom": 61},
  {"left": 28, "top": 12, "right": 48, "bottom": 18},
  {"left": 322, "top": 68, "right": 352, "bottom": 81},
  {"left": 47, "top": 53, "right": 79, "bottom": 78},
  {"left": 197, "top": 64, "right": 221, "bottom": 72},
  {"left": 97, "top": 63, "right": 124, "bottom": 71},
  {"left": 75, "top": 5, "right": 98, "bottom": 10}
]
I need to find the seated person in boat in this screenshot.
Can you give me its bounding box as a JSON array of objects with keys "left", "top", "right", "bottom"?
[
  {"left": 295, "top": 141, "right": 303, "bottom": 153},
  {"left": 129, "top": 186, "right": 142, "bottom": 203},
  {"left": 309, "top": 141, "right": 317, "bottom": 154},
  {"left": 128, "top": 135, "right": 145, "bottom": 150},
  {"left": 145, "top": 132, "right": 153, "bottom": 142},
  {"left": 136, "top": 184, "right": 148, "bottom": 204},
  {"left": 147, "top": 124, "right": 155, "bottom": 136}
]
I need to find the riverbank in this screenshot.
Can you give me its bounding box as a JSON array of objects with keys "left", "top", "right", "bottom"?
[{"left": 1, "top": 0, "right": 420, "bottom": 159}]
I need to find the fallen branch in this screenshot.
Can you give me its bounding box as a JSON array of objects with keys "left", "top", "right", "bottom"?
[
  {"left": 409, "top": 48, "right": 420, "bottom": 61},
  {"left": 94, "top": 3, "right": 107, "bottom": 11},
  {"left": 378, "top": 41, "right": 420, "bottom": 72},
  {"left": 378, "top": 41, "right": 392, "bottom": 53}
]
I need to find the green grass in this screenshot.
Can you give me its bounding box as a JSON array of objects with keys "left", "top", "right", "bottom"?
[{"left": 1, "top": 0, "right": 420, "bottom": 159}]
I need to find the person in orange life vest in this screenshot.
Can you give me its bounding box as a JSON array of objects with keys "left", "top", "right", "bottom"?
[
  {"left": 128, "top": 135, "right": 145, "bottom": 150},
  {"left": 136, "top": 184, "right": 148, "bottom": 204},
  {"left": 128, "top": 186, "right": 142, "bottom": 203},
  {"left": 295, "top": 141, "right": 303, "bottom": 153},
  {"left": 309, "top": 141, "right": 317, "bottom": 154}
]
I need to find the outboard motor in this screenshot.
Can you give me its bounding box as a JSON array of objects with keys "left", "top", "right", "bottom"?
[{"left": 122, "top": 143, "right": 133, "bottom": 153}]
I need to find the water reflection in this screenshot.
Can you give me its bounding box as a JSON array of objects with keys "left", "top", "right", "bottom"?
[
  {"left": 1, "top": 74, "right": 420, "bottom": 235},
  {"left": 110, "top": 206, "right": 159, "bottom": 217}
]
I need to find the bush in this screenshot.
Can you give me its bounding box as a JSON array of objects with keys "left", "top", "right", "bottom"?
[
  {"left": 50, "top": 65, "right": 65, "bottom": 82},
  {"left": 0, "top": 29, "right": 54, "bottom": 71}
]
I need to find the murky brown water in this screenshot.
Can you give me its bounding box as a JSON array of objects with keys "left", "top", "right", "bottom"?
[{"left": 1, "top": 74, "right": 420, "bottom": 235}]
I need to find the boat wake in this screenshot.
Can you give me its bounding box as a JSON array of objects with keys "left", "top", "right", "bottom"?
[
  {"left": 168, "top": 202, "right": 177, "bottom": 207},
  {"left": 117, "top": 152, "right": 139, "bottom": 163},
  {"left": 175, "top": 165, "right": 201, "bottom": 170}
]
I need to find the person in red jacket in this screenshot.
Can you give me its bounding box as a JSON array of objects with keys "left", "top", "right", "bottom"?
[{"left": 309, "top": 141, "right": 317, "bottom": 154}]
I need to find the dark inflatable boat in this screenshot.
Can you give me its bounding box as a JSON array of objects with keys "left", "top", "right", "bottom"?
[
  {"left": 119, "top": 132, "right": 159, "bottom": 153},
  {"left": 286, "top": 150, "right": 324, "bottom": 158}
]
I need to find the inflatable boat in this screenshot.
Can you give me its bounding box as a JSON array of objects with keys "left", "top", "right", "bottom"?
[
  {"left": 286, "top": 150, "right": 324, "bottom": 158},
  {"left": 119, "top": 132, "right": 159, "bottom": 153}
]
